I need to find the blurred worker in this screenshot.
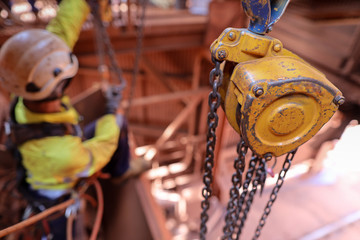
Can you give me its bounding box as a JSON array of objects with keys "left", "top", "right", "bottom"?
[{"left": 0, "top": 0, "right": 148, "bottom": 238}]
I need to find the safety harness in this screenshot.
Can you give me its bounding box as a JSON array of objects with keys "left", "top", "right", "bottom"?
[
  {"left": 2, "top": 97, "right": 83, "bottom": 238},
  {"left": 6, "top": 97, "right": 81, "bottom": 148},
  {"left": 7, "top": 98, "right": 80, "bottom": 202}
]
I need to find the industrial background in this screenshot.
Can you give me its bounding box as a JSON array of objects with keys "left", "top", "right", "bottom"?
[{"left": 0, "top": 0, "right": 360, "bottom": 239}]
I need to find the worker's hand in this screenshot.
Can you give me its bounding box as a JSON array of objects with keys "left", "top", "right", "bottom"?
[{"left": 105, "top": 85, "right": 122, "bottom": 114}]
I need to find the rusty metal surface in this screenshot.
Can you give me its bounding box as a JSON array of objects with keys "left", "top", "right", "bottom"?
[{"left": 210, "top": 28, "right": 343, "bottom": 157}]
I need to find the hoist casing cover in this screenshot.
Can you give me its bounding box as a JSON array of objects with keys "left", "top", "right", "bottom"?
[{"left": 211, "top": 28, "right": 343, "bottom": 157}]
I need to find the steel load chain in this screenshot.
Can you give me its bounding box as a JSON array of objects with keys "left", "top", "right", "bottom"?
[
  {"left": 200, "top": 58, "right": 223, "bottom": 240},
  {"left": 222, "top": 141, "right": 247, "bottom": 240},
  {"left": 252, "top": 149, "right": 297, "bottom": 240},
  {"left": 237, "top": 157, "right": 266, "bottom": 238},
  {"left": 232, "top": 154, "right": 257, "bottom": 238},
  {"left": 90, "top": 0, "right": 127, "bottom": 92},
  {"left": 220, "top": 147, "right": 297, "bottom": 240},
  {"left": 126, "top": 0, "right": 148, "bottom": 118},
  {"left": 202, "top": 49, "right": 299, "bottom": 240}
]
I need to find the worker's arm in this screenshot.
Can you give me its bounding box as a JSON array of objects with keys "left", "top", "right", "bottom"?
[
  {"left": 18, "top": 114, "right": 120, "bottom": 190},
  {"left": 83, "top": 114, "right": 120, "bottom": 175},
  {"left": 80, "top": 85, "right": 123, "bottom": 174},
  {"left": 46, "top": 0, "right": 90, "bottom": 50}
]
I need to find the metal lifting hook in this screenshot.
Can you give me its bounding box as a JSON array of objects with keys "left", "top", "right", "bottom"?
[{"left": 241, "top": 0, "right": 290, "bottom": 34}]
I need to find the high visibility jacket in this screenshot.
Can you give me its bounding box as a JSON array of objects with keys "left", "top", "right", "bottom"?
[
  {"left": 46, "top": 0, "right": 90, "bottom": 50},
  {"left": 16, "top": 96, "right": 120, "bottom": 190},
  {"left": 15, "top": 0, "right": 120, "bottom": 192}
]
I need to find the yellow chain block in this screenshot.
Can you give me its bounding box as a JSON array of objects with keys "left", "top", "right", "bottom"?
[{"left": 211, "top": 28, "right": 344, "bottom": 157}]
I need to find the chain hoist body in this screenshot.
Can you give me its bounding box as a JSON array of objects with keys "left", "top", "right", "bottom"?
[
  {"left": 210, "top": 29, "right": 343, "bottom": 157},
  {"left": 201, "top": 0, "right": 344, "bottom": 239}
]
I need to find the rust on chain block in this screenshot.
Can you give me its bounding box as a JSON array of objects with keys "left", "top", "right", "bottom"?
[{"left": 210, "top": 28, "right": 344, "bottom": 157}]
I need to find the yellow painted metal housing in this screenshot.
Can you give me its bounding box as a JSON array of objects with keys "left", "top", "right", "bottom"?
[{"left": 211, "top": 28, "right": 343, "bottom": 157}]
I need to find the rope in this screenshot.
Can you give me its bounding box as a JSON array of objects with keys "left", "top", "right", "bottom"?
[
  {"left": 66, "top": 177, "right": 104, "bottom": 240},
  {"left": 89, "top": 0, "right": 127, "bottom": 92},
  {"left": 91, "top": 0, "right": 109, "bottom": 87},
  {"left": 90, "top": 179, "right": 104, "bottom": 240},
  {"left": 0, "top": 198, "right": 75, "bottom": 238},
  {"left": 66, "top": 212, "right": 75, "bottom": 240},
  {"left": 0, "top": 175, "right": 106, "bottom": 239},
  {"left": 125, "top": 0, "right": 148, "bottom": 118}
]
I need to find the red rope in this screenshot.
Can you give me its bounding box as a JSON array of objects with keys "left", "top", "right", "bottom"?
[
  {"left": 0, "top": 174, "right": 107, "bottom": 239},
  {"left": 0, "top": 198, "right": 75, "bottom": 238},
  {"left": 90, "top": 179, "right": 104, "bottom": 240}
]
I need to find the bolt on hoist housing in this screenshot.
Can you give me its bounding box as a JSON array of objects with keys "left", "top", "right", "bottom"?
[{"left": 211, "top": 28, "right": 344, "bottom": 157}]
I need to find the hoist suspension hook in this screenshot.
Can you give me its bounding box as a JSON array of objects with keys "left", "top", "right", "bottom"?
[{"left": 241, "top": 0, "right": 290, "bottom": 34}]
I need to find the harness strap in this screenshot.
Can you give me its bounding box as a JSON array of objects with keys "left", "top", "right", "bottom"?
[
  {"left": 5, "top": 97, "right": 82, "bottom": 205},
  {"left": 6, "top": 97, "right": 81, "bottom": 147},
  {"left": 10, "top": 122, "right": 80, "bottom": 146}
]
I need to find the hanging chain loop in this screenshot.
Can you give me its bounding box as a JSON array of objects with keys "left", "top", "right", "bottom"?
[
  {"left": 89, "top": 0, "right": 127, "bottom": 93},
  {"left": 200, "top": 57, "right": 223, "bottom": 240},
  {"left": 222, "top": 140, "right": 247, "bottom": 239},
  {"left": 236, "top": 157, "right": 266, "bottom": 237},
  {"left": 252, "top": 149, "right": 298, "bottom": 240},
  {"left": 230, "top": 154, "right": 257, "bottom": 239},
  {"left": 125, "top": 0, "right": 148, "bottom": 118},
  {"left": 216, "top": 140, "right": 297, "bottom": 240}
]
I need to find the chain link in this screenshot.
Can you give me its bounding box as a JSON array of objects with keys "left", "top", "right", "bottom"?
[
  {"left": 125, "top": 0, "right": 148, "bottom": 118},
  {"left": 89, "top": 0, "right": 127, "bottom": 92},
  {"left": 252, "top": 149, "right": 298, "bottom": 240},
  {"left": 236, "top": 157, "right": 266, "bottom": 238},
  {"left": 229, "top": 153, "right": 256, "bottom": 239},
  {"left": 200, "top": 58, "right": 223, "bottom": 240},
  {"left": 219, "top": 144, "right": 298, "bottom": 240},
  {"left": 222, "top": 140, "right": 247, "bottom": 240}
]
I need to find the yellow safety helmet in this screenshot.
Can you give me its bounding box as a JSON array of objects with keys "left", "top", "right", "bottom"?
[{"left": 0, "top": 29, "right": 78, "bottom": 101}]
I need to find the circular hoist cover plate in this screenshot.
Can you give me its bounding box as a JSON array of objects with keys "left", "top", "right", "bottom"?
[{"left": 222, "top": 56, "right": 342, "bottom": 157}]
